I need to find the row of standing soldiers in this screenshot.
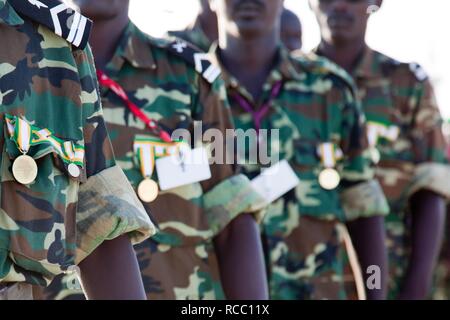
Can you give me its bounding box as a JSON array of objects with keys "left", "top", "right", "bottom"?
[{"left": 0, "top": 0, "right": 449, "bottom": 300}]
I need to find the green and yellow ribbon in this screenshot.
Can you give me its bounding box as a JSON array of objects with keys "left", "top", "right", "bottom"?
[
  {"left": 133, "top": 135, "right": 188, "bottom": 179},
  {"left": 5, "top": 114, "right": 85, "bottom": 167}
]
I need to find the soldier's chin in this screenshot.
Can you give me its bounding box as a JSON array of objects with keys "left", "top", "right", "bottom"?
[
  {"left": 235, "top": 20, "right": 268, "bottom": 39},
  {"left": 329, "top": 29, "right": 352, "bottom": 44},
  {"left": 72, "top": 1, "right": 121, "bottom": 20}
]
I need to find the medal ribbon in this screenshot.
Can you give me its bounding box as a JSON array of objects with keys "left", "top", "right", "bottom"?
[
  {"left": 319, "top": 142, "right": 337, "bottom": 169},
  {"left": 5, "top": 115, "right": 85, "bottom": 167},
  {"left": 367, "top": 121, "right": 400, "bottom": 147},
  {"left": 15, "top": 117, "right": 32, "bottom": 154},
  {"left": 133, "top": 136, "right": 187, "bottom": 179},
  {"left": 97, "top": 70, "right": 172, "bottom": 143},
  {"left": 231, "top": 80, "right": 283, "bottom": 133}
]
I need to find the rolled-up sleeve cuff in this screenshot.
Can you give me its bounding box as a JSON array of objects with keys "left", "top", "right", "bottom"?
[
  {"left": 407, "top": 163, "right": 450, "bottom": 200},
  {"left": 204, "top": 174, "right": 268, "bottom": 237},
  {"left": 74, "top": 165, "right": 157, "bottom": 264},
  {"left": 340, "top": 179, "right": 389, "bottom": 221}
]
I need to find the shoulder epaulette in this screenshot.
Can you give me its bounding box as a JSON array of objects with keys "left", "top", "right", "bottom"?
[
  {"left": 165, "top": 38, "right": 221, "bottom": 84},
  {"left": 8, "top": 0, "right": 92, "bottom": 50},
  {"left": 408, "top": 62, "right": 429, "bottom": 82}
]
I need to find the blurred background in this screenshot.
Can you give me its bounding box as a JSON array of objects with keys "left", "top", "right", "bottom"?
[{"left": 129, "top": 0, "right": 450, "bottom": 120}]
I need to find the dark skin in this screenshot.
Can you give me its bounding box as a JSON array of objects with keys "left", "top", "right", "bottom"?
[
  {"left": 214, "top": 214, "right": 268, "bottom": 299},
  {"left": 78, "top": 235, "right": 146, "bottom": 300},
  {"left": 198, "top": 0, "right": 219, "bottom": 44},
  {"left": 212, "top": 0, "right": 283, "bottom": 100},
  {"left": 76, "top": 0, "right": 268, "bottom": 300},
  {"left": 310, "top": 0, "right": 446, "bottom": 299},
  {"left": 199, "top": 0, "right": 302, "bottom": 53},
  {"left": 397, "top": 191, "right": 446, "bottom": 299},
  {"left": 281, "top": 8, "right": 302, "bottom": 52}
]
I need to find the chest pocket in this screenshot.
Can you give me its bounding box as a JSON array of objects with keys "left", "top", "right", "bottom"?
[{"left": 0, "top": 115, "right": 86, "bottom": 278}]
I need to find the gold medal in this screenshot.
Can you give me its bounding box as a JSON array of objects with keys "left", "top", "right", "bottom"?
[
  {"left": 12, "top": 154, "right": 38, "bottom": 185},
  {"left": 318, "top": 168, "right": 341, "bottom": 190},
  {"left": 137, "top": 178, "right": 159, "bottom": 203},
  {"left": 370, "top": 148, "right": 381, "bottom": 164}
]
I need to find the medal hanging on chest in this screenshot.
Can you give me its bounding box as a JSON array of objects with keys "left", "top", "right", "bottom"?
[
  {"left": 11, "top": 118, "right": 38, "bottom": 185},
  {"left": 318, "top": 142, "right": 341, "bottom": 190},
  {"left": 134, "top": 137, "right": 188, "bottom": 203},
  {"left": 135, "top": 141, "right": 159, "bottom": 203},
  {"left": 97, "top": 70, "right": 183, "bottom": 203},
  {"left": 6, "top": 115, "right": 85, "bottom": 184}
]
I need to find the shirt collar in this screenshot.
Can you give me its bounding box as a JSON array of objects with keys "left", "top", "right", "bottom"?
[
  {"left": 352, "top": 46, "right": 385, "bottom": 79},
  {"left": 314, "top": 45, "right": 384, "bottom": 80},
  {"left": 0, "top": 0, "right": 25, "bottom": 26},
  {"left": 209, "top": 42, "right": 301, "bottom": 102},
  {"left": 105, "top": 21, "right": 156, "bottom": 74}
]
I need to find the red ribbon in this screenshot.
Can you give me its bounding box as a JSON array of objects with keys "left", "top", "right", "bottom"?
[{"left": 97, "top": 70, "right": 172, "bottom": 143}]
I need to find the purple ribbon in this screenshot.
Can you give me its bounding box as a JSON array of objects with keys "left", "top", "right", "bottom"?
[{"left": 232, "top": 80, "right": 283, "bottom": 133}]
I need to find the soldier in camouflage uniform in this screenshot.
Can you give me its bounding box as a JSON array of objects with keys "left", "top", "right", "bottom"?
[
  {"left": 42, "top": 0, "right": 268, "bottom": 300},
  {"left": 0, "top": 0, "right": 155, "bottom": 300},
  {"left": 209, "top": 0, "right": 389, "bottom": 300},
  {"left": 311, "top": 0, "right": 450, "bottom": 299}
]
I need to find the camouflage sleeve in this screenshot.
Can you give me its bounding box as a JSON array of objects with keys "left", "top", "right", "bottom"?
[
  {"left": 337, "top": 81, "right": 389, "bottom": 221},
  {"left": 406, "top": 78, "right": 450, "bottom": 199},
  {"left": 195, "top": 76, "right": 267, "bottom": 236},
  {"left": 73, "top": 46, "right": 156, "bottom": 264}
]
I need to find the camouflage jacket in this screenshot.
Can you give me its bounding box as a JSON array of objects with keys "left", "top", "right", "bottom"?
[
  {"left": 346, "top": 48, "right": 450, "bottom": 214},
  {"left": 211, "top": 45, "right": 389, "bottom": 225},
  {"left": 0, "top": 0, "right": 154, "bottom": 287},
  {"left": 96, "top": 22, "right": 265, "bottom": 299},
  {"left": 168, "top": 19, "right": 211, "bottom": 52}
]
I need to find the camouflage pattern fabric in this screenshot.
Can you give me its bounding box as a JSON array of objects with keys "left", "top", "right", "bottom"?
[
  {"left": 42, "top": 22, "right": 265, "bottom": 300},
  {"left": 168, "top": 19, "right": 211, "bottom": 52},
  {"left": 0, "top": 0, "right": 154, "bottom": 292},
  {"left": 316, "top": 47, "right": 450, "bottom": 299},
  {"left": 352, "top": 48, "right": 450, "bottom": 299},
  {"left": 211, "top": 45, "right": 389, "bottom": 300}
]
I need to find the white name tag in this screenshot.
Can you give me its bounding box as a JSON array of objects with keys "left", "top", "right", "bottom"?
[
  {"left": 251, "top": 160, "right": 300, "bottom": 204},
  {"left": 156, "top": 147, "right": 212, "bottom": 191}
]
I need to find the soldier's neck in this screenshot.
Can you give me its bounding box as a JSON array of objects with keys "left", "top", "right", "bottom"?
[
  {"left": 220, "top": 33, "right": 279, "bottom": 101},
  {"left": 318, "top": 39, "right": 366, "bottom": 74},
  {"left": 197, "top": 12, "right": 218, "bottom": 43},
  {"left": 90, "top": 15, "right": 130, "bottom": 71}
]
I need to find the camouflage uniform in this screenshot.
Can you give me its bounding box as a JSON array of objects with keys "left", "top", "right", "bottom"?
[
  {"left": 316, "top": 47, "right": 450, "bottom": 299},
  {"left": 169, "top": 19, "right": 211, "bottom": 52},
  {"left": 0, "top": 0, "right": 155, "bottom": 299},
  {"left": 43, "top": 22, "right": 265, "bottom": 300},
  {"left": 211, "top": 45, "right": 389, "bottom": 300}
]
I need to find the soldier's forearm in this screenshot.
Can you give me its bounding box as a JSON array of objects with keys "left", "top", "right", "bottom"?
[
  {"left": 346, "top": 216, "right": 388, "bottom": 300},
  {"left": 78, "top": 235, "right": 146, "bottom": 300},
  {"left": 214, "top": 214, "right": 269, "bottom": 300},
  {"left": 398, "top": 190, "right": 445, "bottom": 300}
]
